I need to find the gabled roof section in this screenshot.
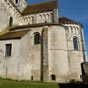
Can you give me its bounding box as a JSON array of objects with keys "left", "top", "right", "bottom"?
[
  {"left": 59, "top": 17, "right": 82, "bottom": 26},
  {"left": 10, "top": 23, "right": 61, "bottom": 31},
  {"left": 22, "top": 0, "right": 58, "bottom": 16},
  {"left": 0, "top": 30, "right": 29, "bottom": 40}
]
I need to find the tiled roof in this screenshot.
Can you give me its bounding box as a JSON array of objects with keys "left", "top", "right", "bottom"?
[
  {"left": 22, "top": 0, "right": 58, "bottom": 15},
  {"left": 0, "top": 30, "right": 29, "bottom": 40},
  {"left": 10, "top": 23, "right": 61, "bottom": 31},
  {"left": 59, "top": 17, "right": 82, "bottom": 26}
]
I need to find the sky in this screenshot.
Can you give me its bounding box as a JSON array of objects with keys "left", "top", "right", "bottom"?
[{"left": 27, "top": 0, "right": 88, "bottom": 58}]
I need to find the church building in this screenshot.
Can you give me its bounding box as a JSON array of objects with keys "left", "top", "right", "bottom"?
[{"left": 0, "top": 0, "right": 87, "bottom": 83}]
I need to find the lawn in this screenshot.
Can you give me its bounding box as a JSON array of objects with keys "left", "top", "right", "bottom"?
[{"left": 0, "top": 79, "right": 58, "bottom": 88}]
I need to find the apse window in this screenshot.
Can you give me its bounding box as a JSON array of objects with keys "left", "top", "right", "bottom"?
[
  {"left": 5, "top": 44, "right": 12, "bottom": 57},
  {"left": 73, "top": 37, "right": 79, "bottom": 50},
  {"left": 34, "top": 33, "right": 40, "bottom": 44}
]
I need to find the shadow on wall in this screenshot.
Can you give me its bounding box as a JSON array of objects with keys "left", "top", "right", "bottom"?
[
  {"left": 59, "top": 83, "right": 88, "bottom": 88},
  {"left": 59, "top": 62, "right": 88, "bottom": 88},
  {"left": 81, "top": 62, "right": 88, "bottom": 83}
]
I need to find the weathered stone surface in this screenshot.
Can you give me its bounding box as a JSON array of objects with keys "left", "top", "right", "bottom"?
[{"left": 0, "top": 0, "right": 87, "bottom": 83}]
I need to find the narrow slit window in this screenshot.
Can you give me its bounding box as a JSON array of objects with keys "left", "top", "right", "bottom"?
[{"left": 9, "top": 17, "right": 13, "bottom": 26}]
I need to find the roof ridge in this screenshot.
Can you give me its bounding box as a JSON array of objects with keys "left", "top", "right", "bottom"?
[
  {"left": 59, "top": 17, "right": 83, "bottom": 27},
  {"left": 22, "top": 0, "right": 58, "bottom": 15},
  {"left": 29, "top": 0, "right": 57, "bottom": 6}
]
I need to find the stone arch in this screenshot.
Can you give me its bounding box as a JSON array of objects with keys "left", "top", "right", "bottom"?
[
  {"left": 70, "top": 34, "right": 79, "bottom": 41},
  {"left": 32, "top": 16, "right": 34, "bottom": 24},
  {"left": 23, "top": 17, "right": 25, "bottom": 22},
  {"left": 27, "top": 16, "right": 30, "bottom": 22},
  {"left": 46, "top": 14, "right": 49, "bottom": 19},
  {"left": 73, "top": 26, "right": 76, "bottom": 33},
  {"left": 69, "top": 26, "right": 73, "bottom": 33},
  {"left": 25, "top": 16, "right": 29, "bottom": 23},
  {"left": 29, "top": 16, "right": 34, "bottom": 24},
  {"left": 42, "top": 14, "right": 46, "bottom": 19},
  {"left": 76, "top": 27, "right": 79, "bottom": 34},
  {"left": 23, "top": 17, "right": 26, "bottom": 23},
  {"left": 65, "top": 26, "right": 69, "bottom": 33},
  {"left": 38, "top": 15, "right": 42, "bottom": 20}
]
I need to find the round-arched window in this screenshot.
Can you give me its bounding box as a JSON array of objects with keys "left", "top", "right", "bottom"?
[
  {"left": 73, "top": 37, "right": 79, "bottom": 50},
  {"left": 34, "top": 32, "right": 40, "bottom": 44}
]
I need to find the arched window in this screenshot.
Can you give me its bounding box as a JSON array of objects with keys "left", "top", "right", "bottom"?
[
  {"left": 73, "top": 37, "right": 79, "bottom": 50},
  {"left": 9, "top": 17, "right": 13, "bottom": 26},
  {"left": 34, "top": 33, "right": 40, "bottom": 44},
  {"left": 51, "top": 74, "right": 56, "bottom": 81}
]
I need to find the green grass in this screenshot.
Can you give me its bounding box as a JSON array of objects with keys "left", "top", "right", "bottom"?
[{"left": 0, "top": 79, "right": 58, "bottom": 88}]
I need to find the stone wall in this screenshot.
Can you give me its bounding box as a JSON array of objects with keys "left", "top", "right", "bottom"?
[
  {"left": 0, "top": 40, "right": 21, "bottom": 79},
  {"left": 48, "top": 25, "right": 69, "bottom": 83},
  {"left": 0, "top": 24, "right": 86, "bottom": 82},
  {"left": 65, "top": 23, "right": 86, "bottom": 81}
]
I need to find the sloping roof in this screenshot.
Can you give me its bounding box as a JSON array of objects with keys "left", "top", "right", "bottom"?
[
  {"left": 22, "top": 0, "right": 58, "bottom": 15},
  {"left": 0, "top": 30, "right": 29, "bottom": 40},
  {"left": 10, "top": 23, "right": 61, "bottom": 31},
  {"left": 59, "top": 17, "right": 82, "bottom": 26}
]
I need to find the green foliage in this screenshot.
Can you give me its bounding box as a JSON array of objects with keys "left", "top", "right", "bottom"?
[
  {"left": 0, "top": 78, "right": 58, "bottom": 88},
  {"left": 70, "top": 79, "right": 82, "bottom": 84}
]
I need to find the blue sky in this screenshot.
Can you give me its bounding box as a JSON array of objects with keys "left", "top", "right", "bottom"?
[{"left": 27, "top": 0, "right": 88, "bottom": 58}]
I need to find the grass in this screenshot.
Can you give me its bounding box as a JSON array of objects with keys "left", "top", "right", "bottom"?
[{"left": 0, "top": 78, "right": 58, "bottom": 88}]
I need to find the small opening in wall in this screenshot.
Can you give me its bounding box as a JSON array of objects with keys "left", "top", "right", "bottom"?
[
  {"left": 15, "top": 0, "right": 18, "bottom": 4},
  {"left": 31, "top": 76, "right": 33, "bottom": 80},
  {"left": 28, "top": 23, "right": 30, "bottom": 25},
  {"left": 51, "top": 74, "right": 56, "bottom": 81},
  {"left": 9, "top": 17, "right": 13, "bottom": 26},
  {"left": 45, "top": 21, "right": 47, "bottom": 23},
  {"left": 34, "top": 32, "right": 40, "bottom": 45}
]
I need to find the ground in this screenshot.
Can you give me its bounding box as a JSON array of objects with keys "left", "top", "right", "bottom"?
[{"left": 0, "top": 78, "right": 58, "bottom": 88}]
